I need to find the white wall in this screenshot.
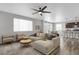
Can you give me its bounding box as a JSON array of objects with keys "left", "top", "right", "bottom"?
[{"left": 0, "top": 11, "right": 13, "bottom": 35}]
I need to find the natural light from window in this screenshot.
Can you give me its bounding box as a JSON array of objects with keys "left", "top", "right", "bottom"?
[
  {"left": 56, "top": 24, "right": 62, "bottom": 31},
  {"left": 14, "top": 18, "right": 33, "bottom": 32}
]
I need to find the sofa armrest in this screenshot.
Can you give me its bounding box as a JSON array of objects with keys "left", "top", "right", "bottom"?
[{"left": 52, "top": 37, "right": 60, "bottom": 46}]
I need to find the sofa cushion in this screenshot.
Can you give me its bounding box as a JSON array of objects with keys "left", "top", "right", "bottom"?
[
  {"left": 30, "top": 33, "right": 37, "bottom": 37},
  {"left": 46, "top": 32, "right": 59, "bottom": 40},
  {"left": 36, "top": 33, "right": 46, "bottom": 40},
  {"left": 36, "top": 33, "right": 40, "bottom": 37},
  {"left": 16, "top": 34, "right": 29, "bottom": 41},
  {"left": 47, "top": 34, "right": 56, "bottom": 40},
  {"left": 30, "top": 36, "right": 41, "bottom": 41},
  {"left": 39, "top": 33, "right": 46, "bottom": 38}
]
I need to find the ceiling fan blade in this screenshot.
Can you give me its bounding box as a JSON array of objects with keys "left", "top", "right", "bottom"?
[
  {"left": 32, "top": 8, "right": 39, "bottom": 11},
  {"left": 32, "top": 12, "right": 39, "bottom": 15},
  {"left": 42, "top": 11, "right": 51, "bottom": 13},
  {"left": 41, "top": 6, "right": 47, "bottom": 11}
]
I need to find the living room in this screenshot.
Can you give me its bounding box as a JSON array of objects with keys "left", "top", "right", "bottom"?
[{"left": 0, "top": 3, "right": 79, "bottom": 55}]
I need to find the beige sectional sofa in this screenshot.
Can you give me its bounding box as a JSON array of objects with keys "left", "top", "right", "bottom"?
[
  {"left": 30, "top": 33, "right": 46, "bottom": 41},
  {"left": 16, "top": 34, "right": 29, "bottom": 41},
  {"left": 31, "top": 36, "right": 60, "bottom": 55}
]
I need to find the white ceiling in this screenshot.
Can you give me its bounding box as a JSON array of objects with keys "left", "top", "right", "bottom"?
[{"left": 0, "top": 3, "right": 79, "bottom": 23}]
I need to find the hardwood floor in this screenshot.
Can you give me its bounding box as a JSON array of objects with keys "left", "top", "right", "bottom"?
[
  {"left": 0, "top": 37, "right": 79, "bottom": 55},
  {"left": 59, "top": 36, "right": 79, "bottom": 55},
  {"left": 0, "top": 42, "right": 42, "bottom": 55}
]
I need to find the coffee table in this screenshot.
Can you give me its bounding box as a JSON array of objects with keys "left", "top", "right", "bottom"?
[{"left": 20, "top": 39, "right": 32, "bottom": 47}]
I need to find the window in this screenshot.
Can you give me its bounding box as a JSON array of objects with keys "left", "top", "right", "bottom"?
[
  {"left": 56, "top": 24, "right": 62, "bottom": 31},
  {"left": 14, "top": 18, "right": 33, "bottom": 32},
  {"left": 44, "top": 22, "right": 52, "bottom": 33}
]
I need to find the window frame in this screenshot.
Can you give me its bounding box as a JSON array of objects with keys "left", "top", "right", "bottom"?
[{"left": 13, "top": 18, "right": 33, "bottom": 32}]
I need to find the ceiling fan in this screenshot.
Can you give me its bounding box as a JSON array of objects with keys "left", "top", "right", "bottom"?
[{"left": 32, "top": 6, "right": 51, "bottom": 16}]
